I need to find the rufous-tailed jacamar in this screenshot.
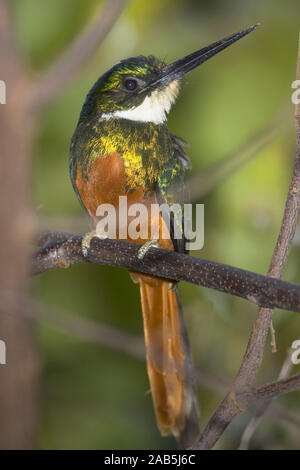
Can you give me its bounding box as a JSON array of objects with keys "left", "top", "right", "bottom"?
[{"left": 69, "top": 25, "right": 258, "bottom": 446}]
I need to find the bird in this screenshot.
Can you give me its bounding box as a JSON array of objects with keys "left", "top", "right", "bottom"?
[{"left": 69, "top": 24, "right": 258, "bottom": 447}]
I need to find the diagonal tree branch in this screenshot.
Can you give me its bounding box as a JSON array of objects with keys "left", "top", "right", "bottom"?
[
  {"left": 31, "top": 230, "right": 300, "bottom": 314},
  {"left": 29, "top": 0, "right": 128, "bottom": 112}
]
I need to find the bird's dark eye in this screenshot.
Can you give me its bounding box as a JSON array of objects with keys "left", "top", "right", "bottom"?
[{"left": 124, "top": 78, "right": 138, "bottom": 91}]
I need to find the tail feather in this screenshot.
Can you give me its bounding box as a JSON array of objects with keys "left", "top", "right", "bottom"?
[{"left": 138, "top": 275, "right": 200, "bottom": 445}]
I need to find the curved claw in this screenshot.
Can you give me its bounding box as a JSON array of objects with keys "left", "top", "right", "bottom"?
[
  {"left": 137, "top": 239, "right": 159, "bottom": 260},
  {"left": 81, "top": 231, "right": 97, "bottom": 258}
]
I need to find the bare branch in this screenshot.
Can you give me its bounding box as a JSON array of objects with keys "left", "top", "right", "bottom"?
[
  {"left": 31, "top": 230, "right": 300, "bottom": 314},
  {"left": 29, "top": 0, "right": 128, "bottom": 111}
]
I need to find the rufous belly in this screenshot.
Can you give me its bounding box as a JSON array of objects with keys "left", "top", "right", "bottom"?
[{"left": 75, "top": 152, "right": 174, "bottom": 251}]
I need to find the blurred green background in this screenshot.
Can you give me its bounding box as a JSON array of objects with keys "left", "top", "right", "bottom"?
[{"left": 12, "top": 0, "right": 300, "bottom": 449}]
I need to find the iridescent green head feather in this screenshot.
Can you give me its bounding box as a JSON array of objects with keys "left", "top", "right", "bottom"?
[
  {"left": 81, "top": 55, "right": 172, "bottom": 118},
  {"left": 78, "top": 25, "right": 258, "bottom": 125}
]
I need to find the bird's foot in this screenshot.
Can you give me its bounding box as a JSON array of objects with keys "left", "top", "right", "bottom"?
[
  {"left": 137, "top": 239, "right": 159, "bottom": 260},
  {"left": 81, "top": 230, "right": 97, "bottom": 258},
  {"left": 82, "top": 228, "right": 110, "bottom": 258}
]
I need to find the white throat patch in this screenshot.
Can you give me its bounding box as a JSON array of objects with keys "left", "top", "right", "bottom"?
[{"left": 101, "top": 80, "right": 180, "bottom": 125}]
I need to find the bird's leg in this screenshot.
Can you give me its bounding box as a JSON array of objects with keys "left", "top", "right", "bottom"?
[{"left": 137, "top": 239, "right": 159, "bottom": 260}]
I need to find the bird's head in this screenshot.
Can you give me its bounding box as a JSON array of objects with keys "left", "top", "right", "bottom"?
[{"left": 82, "top": 25, "right": 258, "bottom": 125}]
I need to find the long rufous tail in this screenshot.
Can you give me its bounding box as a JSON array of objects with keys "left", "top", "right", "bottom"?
[{"left": 137, "top": 274, "right": 200, "bottom": 446}]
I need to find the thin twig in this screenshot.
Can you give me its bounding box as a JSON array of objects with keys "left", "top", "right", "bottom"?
[
  {"left": 238, "top": 349, "right": 294, "bottom": 450},
  {"left": 269, "top": 321, "right": 277, "bottom": 353},
  {"left": 189, "top": 105, "right": 291, "bottom": 201},
  {"left": 31, "top": 231, "right": 300, "bottom": 314},
  {"left": 268, "top": 403, "right": 300, "bottom": 432},
  {"left": 29, "top": 0, "right": 128, "bottom": 111}
]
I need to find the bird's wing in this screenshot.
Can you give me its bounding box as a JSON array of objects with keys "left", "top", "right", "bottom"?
[
  {"left": 169, "top": 133, "right": 192, "bottom": 170},
  {"left": 156, "top": 134, "right": 191, "bottom": 254}
]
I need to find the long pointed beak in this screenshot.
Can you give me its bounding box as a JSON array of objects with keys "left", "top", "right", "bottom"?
[{"left": 151, "top": 24, "right": 259, "bottom": 89}]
